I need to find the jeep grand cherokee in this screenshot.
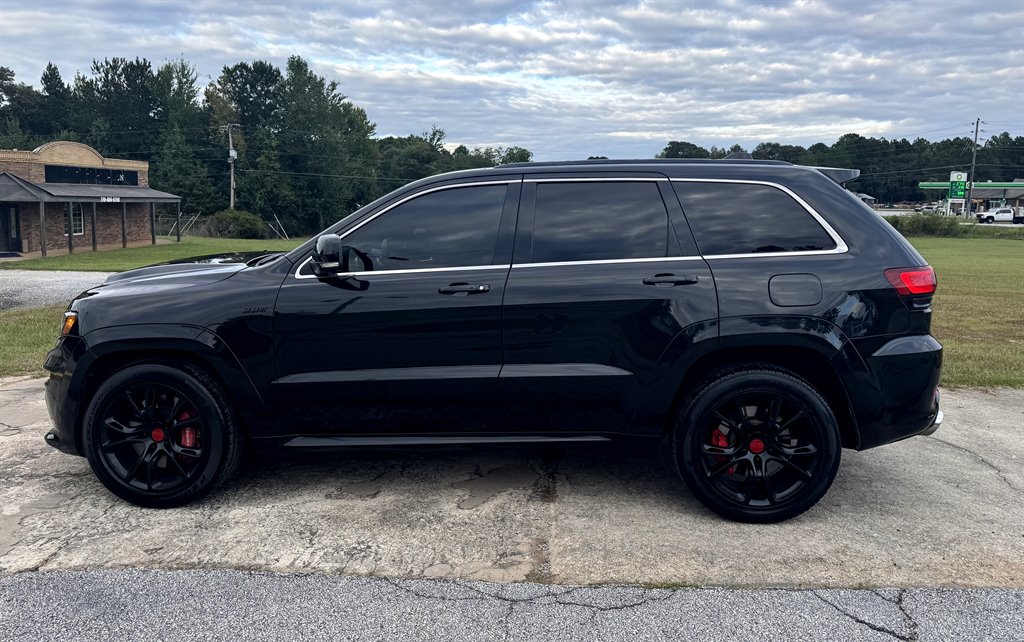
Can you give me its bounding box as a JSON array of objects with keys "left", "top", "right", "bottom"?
[{"left": 44, "top": 159, "right": 942, "bottom": 522}]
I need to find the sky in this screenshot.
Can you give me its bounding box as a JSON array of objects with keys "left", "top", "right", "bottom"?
[{"left": 0, "top": 0, "right": 1022, "bottom": 160}]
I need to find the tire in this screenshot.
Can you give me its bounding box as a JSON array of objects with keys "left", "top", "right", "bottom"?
[
  {"left": 83, "top": 362, "right": 242, "bottom": 508},
  {"left": 672, "top": 367, "right": 841, "bottom": 523},
  {"left": 986, "top": 216, "right": 994, "bottom": 224}
]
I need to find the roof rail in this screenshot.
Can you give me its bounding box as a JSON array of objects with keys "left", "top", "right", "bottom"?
[{"left": 497, "top": 158, "right": 793, "bottom": 168}]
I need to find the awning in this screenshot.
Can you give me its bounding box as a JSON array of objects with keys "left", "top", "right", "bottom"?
[
  {"left": 918, "top": 179, "right": 1024, "bottom": 200},
  {"left": 0, "top": 172, "right": 180, "bottom": 202}
]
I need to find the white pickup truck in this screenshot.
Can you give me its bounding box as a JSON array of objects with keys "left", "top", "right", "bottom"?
[{"left": 976, "top": 207, "right": 1024, "bottom": 224}]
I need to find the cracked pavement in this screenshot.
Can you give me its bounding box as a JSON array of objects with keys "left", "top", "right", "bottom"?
[
  {"left": 1, "top": 377, "right": 1023, "bottom": 639},
  {"left": 2, "top": 569, "right": 1021, "bottom": 641}
]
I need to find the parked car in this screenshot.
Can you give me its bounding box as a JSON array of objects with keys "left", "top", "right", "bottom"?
[
  {"left": 914, "top": 204, "right": 941, "bottom": 212},
  {"left": 977, "top": 207, "right": 1023, "bottom": 224},
  {"left": 44, "top": 159, "right": 943, "bottom": 523}
]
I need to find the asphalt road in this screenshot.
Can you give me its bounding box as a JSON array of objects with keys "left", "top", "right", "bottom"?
[
  {"left": 2, "top": 569, "right": 1022, "bottom": 641},
  {"left": 0, "top": 270, "right": 111, "bottom": 311}
]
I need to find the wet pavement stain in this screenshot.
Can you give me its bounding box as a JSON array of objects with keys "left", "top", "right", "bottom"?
[
  {"left": 0, "top": 494, "right": 72, "bottom": 558},
  {"left": 327, "top": 468, "right": 402, "bottom": 499},
  {"left": 453, "top": 464, "right": 539, "bottom": 509}
]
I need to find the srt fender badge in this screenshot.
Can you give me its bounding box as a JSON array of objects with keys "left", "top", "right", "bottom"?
[{"left": 243, "top": 305, "right": 269, "bottom": 314}]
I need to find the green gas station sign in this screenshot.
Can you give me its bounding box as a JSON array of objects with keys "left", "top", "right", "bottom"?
[{"left": 948, "top": 171, "right": 968, "bottom": 200}]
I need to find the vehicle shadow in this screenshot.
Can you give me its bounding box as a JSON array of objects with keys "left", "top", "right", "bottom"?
[{"left": 230, "top": 439, "right": 696, "bottom": 511}]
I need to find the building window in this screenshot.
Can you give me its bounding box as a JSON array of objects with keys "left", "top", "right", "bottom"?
[{"left": 64, "top": 202, "right": 84, "bottom": 236}]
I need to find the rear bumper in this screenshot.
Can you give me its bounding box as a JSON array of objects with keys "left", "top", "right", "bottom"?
[
  {"left": 845, "top": 334, "right": 943, "bottom": 450},
  {"left": 916, "top": 388, "right": 943, "bottom": 437}
]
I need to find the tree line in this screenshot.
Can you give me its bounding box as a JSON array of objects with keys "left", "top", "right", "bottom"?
[
  {"left": 0, "top": 56, "right": 531, "bottom": 235},
  {"left": 1, "top": 56, "right": 1021, "bottom": 236},
  {"left": 656, "top": 136, "right": 1023, "bottom": 204}
]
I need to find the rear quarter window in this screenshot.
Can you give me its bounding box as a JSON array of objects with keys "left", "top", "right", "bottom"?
[{"left": 673, "top": 181, "right": 837, "bottom": 256}]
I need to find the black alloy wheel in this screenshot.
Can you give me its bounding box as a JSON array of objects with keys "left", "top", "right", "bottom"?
[
  {"left": 83, "top": 363, "right": 241, "bottom": 507},
  {"left": 674, "top": 368, "right": 841, "bottom": 523}
]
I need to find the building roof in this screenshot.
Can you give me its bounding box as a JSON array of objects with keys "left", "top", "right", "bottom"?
[
  {"left": 0, "top": 141, "right": 147, "bottom": 171},
  {"left": 40, "top": 182, "right": 180, "bottom": 202},
  {"left": 0, "top": 172, "right": 180, "bottom": 202},
  {"left": 0, "top": 172, "right": 49, "bottom": 201}
]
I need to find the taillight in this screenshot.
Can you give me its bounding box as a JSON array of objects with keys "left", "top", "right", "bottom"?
[{"left": 884, "top": 266, "right": 936, "bottom": 296}]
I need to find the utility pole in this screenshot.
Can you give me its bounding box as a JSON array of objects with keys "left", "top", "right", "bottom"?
[
  {"left": 964, "top": 117, "right": 981, "bottom": 216},
  {"left": 221, "top": 124, "right": 239, "bottom": 210}
]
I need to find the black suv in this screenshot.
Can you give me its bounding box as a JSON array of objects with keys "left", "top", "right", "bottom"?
[{"left": 44, "top": 159, "right": 942, "bottom": 522}]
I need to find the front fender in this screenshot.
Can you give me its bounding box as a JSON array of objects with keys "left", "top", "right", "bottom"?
[{"left": 64, "top": 324, "right": 269, "bottom": 450}]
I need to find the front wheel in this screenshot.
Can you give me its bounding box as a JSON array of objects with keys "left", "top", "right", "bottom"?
[
  {"left": 83, "top": 363, "right": 242, "bottom": 507},
  {"left": 673, "top": 368, "right": 841, "bottom": 523},
  {"left": 986, "top": 216, "right": 995, "bottom": 224}
]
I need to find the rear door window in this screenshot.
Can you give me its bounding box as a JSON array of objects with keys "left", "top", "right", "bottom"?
[
  {"left": 530, "top": 181, "right": 671, "bottom": 263},
  {"left": 673, "top": 182, "right": 836, "bottom": 256}
]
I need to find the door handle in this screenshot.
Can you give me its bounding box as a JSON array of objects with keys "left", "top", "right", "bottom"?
[
  {"left": 643, "top": 274, "right": 699, "bottom": 287},
  {"left": 438, "top": 283, "right": 490, "bottom": 295}
]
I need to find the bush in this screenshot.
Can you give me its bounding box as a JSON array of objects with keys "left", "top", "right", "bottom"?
[
  {"left": 882, "top": 214, "right": 1024, "bottom": 239},
  {"left": 206, "top": 209, "right": 267, "bottom": 239},
  {"left": 883, "top": 214, "right": 964, "bottom": 237}
]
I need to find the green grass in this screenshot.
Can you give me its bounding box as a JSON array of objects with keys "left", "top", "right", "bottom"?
[
  {"left": 0, "top": 305, "right": 65, "bottom": 378},
  {"left": 0, "top": 236, "right": 304, "bottom": 272},
  {"left": 910, "top": 237, "right": 1024, "bottom": 388},
  {"left": 1, "top": 237, "right": 1021, "bottom": 387}
]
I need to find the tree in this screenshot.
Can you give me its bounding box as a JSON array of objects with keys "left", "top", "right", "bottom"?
[
  {"left": 151, "top": 124, "right": 216, "bottom": 217},
  {"left": 206, "top": 61, "right": 282, "bottom": 130},
  {"left": 657, "top": 141, "right": 710, "bottom": 158},
  {"left": 752, "top": 142, "right": 805, "bottom": 162},
  {"left": 499, "top": 146, "right": 532, "bottom": 164},
  {"left": 86, "top": 57, "right": 160, "bottom": 158},
  {"left": 39, "top": 63, "right": 73, "bottom": 135}
]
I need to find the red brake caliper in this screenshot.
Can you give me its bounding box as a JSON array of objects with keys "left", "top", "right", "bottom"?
[
  {"left": 711, "top": 428, "right": 736, "bottom": 476},
  {"left": 178, "top": 410, "right": 196, "bottom": 448}
]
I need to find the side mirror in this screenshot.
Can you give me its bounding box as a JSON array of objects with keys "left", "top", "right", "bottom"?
[
  {"left": 311, "top": 234, "right": 342, "bottom": 276},
  {"left": 311, "top": 234, "right": 373, "bottom": 277}
]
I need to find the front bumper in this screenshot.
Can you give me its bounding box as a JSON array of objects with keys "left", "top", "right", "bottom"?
[{"left": 43, "top": 335, "right": 89, "bottom": 456}]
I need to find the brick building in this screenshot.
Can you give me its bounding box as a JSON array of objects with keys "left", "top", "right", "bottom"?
[{"left": 0, "top": 141, "right": 180, "bottom": 256}]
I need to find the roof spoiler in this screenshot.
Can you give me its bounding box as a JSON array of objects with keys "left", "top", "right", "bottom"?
[{"left": 812, "top": 166, "right": 860, "bottom": 185}]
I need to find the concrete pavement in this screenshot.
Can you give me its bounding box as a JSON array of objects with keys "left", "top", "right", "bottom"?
[
  {"left": 2, "top": 376, "right": 1022, "bottom": 588},
  {"left": 2, "top": 569, "right": 1022, "bottom": 641}
]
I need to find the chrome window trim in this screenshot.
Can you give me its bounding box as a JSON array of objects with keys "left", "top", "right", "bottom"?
[
  {"left": 293, "top": 179, "right": 519, "bottom": 280},
  {"left": 295, "top": 176, "right": 851, "bottom": 279},
  {"left": 512, "top": 256, "right": 703, "bottom": 269},
  {"left": 295, "top": 261, "right": 510, "bottom": 280},
  {"left": 518, "top": 177, "right": 678, "bottom": 268},
  {"left": 669, "top": 178, "right": 849, "bottom": 258}
]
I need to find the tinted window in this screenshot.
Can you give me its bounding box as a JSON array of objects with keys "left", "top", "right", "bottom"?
[
  {"left": 531, "top": 182, "right": 670, "bottom": 262},
  {"left": 342, "top": 185, "right": 506, "bottom": 271},
  {"left": 674, "top": 182, "right": 836, "bottom": 255}
]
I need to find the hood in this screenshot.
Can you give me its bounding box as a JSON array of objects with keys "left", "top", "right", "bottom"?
[{"left": 104, "top": 252, "right": 274, "bottom": 285}]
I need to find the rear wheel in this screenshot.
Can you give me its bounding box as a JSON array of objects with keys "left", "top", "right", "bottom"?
[
  {"left": 83, "top": 363, "right": 242, "bottom": 507},
  {"left": 673, "top": 367, "right": 841, "bottom": 522}
]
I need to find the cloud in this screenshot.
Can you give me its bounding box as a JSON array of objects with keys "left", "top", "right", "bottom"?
[{"left": 0, "top": 0, "right": 1021, "bottom": 160}]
